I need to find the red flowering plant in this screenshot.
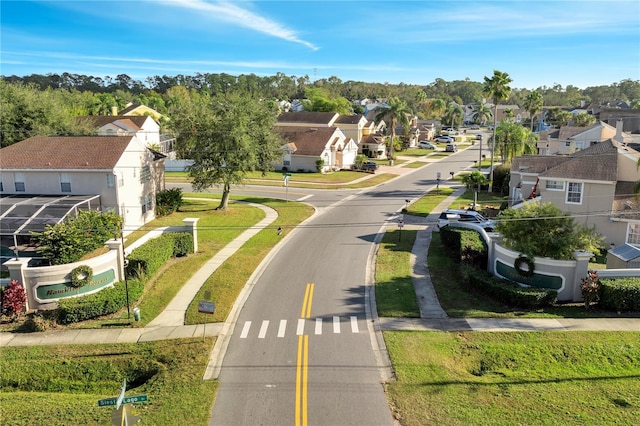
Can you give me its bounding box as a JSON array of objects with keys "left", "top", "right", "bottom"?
[
  {"left": 1, "top": 279, "right": 27, "bottom": 322},
  {"left": 580, "top": 270, "right": 600, "bottom": 310}
]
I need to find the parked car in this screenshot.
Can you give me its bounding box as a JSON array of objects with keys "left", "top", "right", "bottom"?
[
  {"left": 435, "top": 135, "right": 454, "bottom": 143},
  {"left": 475, "top": 134, "right": 482, "bottom": 140},
  {"left": 470, "top": 125, "right": 480, "bottom": 130},
  {"left": 445, "top": 143, "right": 458, "bottom": 152},
  {"left": 437, "top": 209, "right": 495, "bottom": 231},
  {"left": 418, "top": 141, "right": 436, "bottom": 149},
  {"left": 442, "top": 127, "right": 459, "bottom": 135},
  {"left": 361, "top": 161, "right": 378, "bottom": 172}
]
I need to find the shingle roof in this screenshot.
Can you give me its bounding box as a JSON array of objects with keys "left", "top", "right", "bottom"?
[
  {"left": 334, "top": 114, "right": 365, "bottom": 124},
  {"left": 277, "top": 112, "right": 339, "bottom": 126},
  {"left": 0, "top": 136, "right": 134, "bottom": 170},
  {"left": 275, "top": 127, "right": 338, "bottom": 156},
  {"left": 78, "top": 115, "right": 149, "bottom": 130},
  {"left": 539, "top": 140, "right": 619, "bottom": 181}
]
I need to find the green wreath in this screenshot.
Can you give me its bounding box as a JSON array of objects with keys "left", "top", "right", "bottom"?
[
  {"left": 514, "top": 254, "right": 535, "bottom": 278},
  {"left": 69, "top": 265, "right": 93, "bottom": 288}
]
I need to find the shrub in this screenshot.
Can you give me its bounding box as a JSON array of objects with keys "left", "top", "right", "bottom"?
[
  {"left": 1, "top": 280, "right": 27, "bottom": 321},
  {"left": 440, "top": 226, "right": 487, "bottom": 267},
  {"left": 599, "top": 277, "right": 640, "bottom": 312},
  {"left": 171, "top": 232, "right": 194, "bottom": 257},
  {"left": 469, "top": 273, "right": 557, "bottom": 309},
  {"left": 126, "top": 233, "right": 175, "bottom": 278},
  {"left": 156, "top": 188, "right": 183, "bottom": 216},
  {"left": 580, "top": 270, "right": 600, "bottom": 309},
  {"left": 57, "top": 278, "right": 144, "bottom": 324},
  {"left": 31, "top": 210, "right": 122, "bottom": 265}
]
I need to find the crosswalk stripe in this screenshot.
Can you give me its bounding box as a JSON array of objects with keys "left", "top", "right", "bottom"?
[
  {"left": 258, "top": 320, "right": 269, "bottom": 339},
  {"left": 278, "top": 319, "right": 287, "bottom": 338},
  {"left": 296, "top": 318, "right": 305, "bottom": 335},
  {"left": 350, "top": 316, "right": 359, "bottom": 333},
  {"left": 240, "top": 321, "right": 251, "bottom": 339},
  {"left": 333, "top": 316, "right": 340, "bottom": 334},
  {"left": 315, "top": 318, "right": 322, "bottom": 335}
]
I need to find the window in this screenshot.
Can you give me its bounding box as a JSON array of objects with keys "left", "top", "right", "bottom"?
[
  {"left": 565, "top": 141, "right": 571, "bottom": 147},
  {"left": 139, "top": 165, "right": 151, "bottom": 183},
  {"left": 14, "top": 172, "right": 25, "bottom": 192},
  {"left": 575, "top": 141, "right": 585, "bottom": 150},
  {"left": 627, "top": 223, "right": 640, "bottom": 245},
  {"left": 545, "top": 180, "right": 563, "bottom": 190},
  {"left": 107, "top": 174, "right": 115, "bottom": 188},
  {"left": 141, "top": 193, "right": 153, "bottom": 214},
  {"left": 566, "top": 182, "right": 582, "bottom": 204},
  {"left": 60, "top": 173, "right": 71, "bottom": 193}
]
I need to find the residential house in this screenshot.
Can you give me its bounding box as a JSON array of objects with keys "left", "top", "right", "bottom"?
[
  {"left": 509, "top": 139, "right": 640, "bottom": 248},
  {"left": 417, "top": 121, "right": 437, "bottom": 141},
  {"left": 0, "top": 135, "right": 165, "bottom": 262},
  {"left": 537, "top": 120, "right": 633, "bottom": 155},
  {"left": 275, "top": 127, "right": 358, "bottom": 172},
  {"left": 81, "top": 115, "right": 160, "bottom": 146},
  {"left": 334, "top": 114, "right": 369, "bottom": 144},
  {"left": 118, "top": 103, "right": 166, "bottom": 123},
  {"left": 359, "top": 134, "right": 388, "bottom": 159}
]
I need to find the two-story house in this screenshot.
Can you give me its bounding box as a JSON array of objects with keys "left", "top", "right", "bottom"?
[
  {"left": 275, "top": 127, "right": 358, "bottom": 172},
  {"left": 0, "top": 135, "right": 165, "bottom": 263},
  {"left": 537, "top": 119, "right": 632, "bottom": 155},
  {"left": 509, "top": 139, "right": 640, "bottom": 248}
]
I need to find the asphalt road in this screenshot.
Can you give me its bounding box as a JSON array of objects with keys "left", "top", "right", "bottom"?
[{"left": 169, "top": 144, "right": 481, "bottom": 426}]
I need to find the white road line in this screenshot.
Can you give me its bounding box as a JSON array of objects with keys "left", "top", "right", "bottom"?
[
  {"left": 350, "top": 316, "right": 359, "bottom": 333},
  {"left": 333, "top": 316, "right": 340, "bottom": 334},
  {"left": 296, "top": 318, "right": 305, "bottom": 335},
  {"left": 297, "top": 194, "right": 314, "bottom": 201},
  {"left": 240, "top": 321, "right": 251, "bottom": 339},
  {"left": 315, "top": 318, "right": 323, "bottom": 335},
  {"left": 258, "top": 320, "right": 269, "bottom": 339},
  {"left": 277, "top": 319, "right": 287, "bottom": 338}
]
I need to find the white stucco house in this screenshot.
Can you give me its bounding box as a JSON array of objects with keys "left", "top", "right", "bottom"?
[
  {"left": 0, "top": 135, "right": 165, "bottom": 263},
  {"left": 275, "top": 127, "right": 358, "bottom": 172}
]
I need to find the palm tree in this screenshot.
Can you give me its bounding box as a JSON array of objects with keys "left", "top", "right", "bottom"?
[
  {"left": 462, "top": 171, "right": 488, "bottom": 210},
  {"left": 495, "top": 122, "right": 538, "bottom": 163},
  {"left": 427, "top": 98, "right": 446, "bottom": 120},
  {"left": 471, "top": 103, "right": 492, "bottom": 125},
  {"left": 444, "top": 103, "right": 464, "bottom": 128},
  {"left": 523, "top": 91, "right": 543, "bottom": 132},
  {"left": 483, "top": 70, "right": 512, "bottom": 185},
  {"left": 374, "top": 97, "right": 411, "bottom": 165}
]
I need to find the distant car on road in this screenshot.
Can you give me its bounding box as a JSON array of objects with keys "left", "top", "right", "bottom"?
[
  {"left": 475, "top": 134, "right": 482, "bottom": 140},
  {"left": 418, "top": 141, "right": 436, "bottom": 149},
  {"left": 470, "top": 125, "right": 480, "bottom": 130},
  {"left": 435, "top": 135, "right": 454, "bottom": 143},
  {"left": 445, "top": 143, "right": 458, "bottom": 152}
]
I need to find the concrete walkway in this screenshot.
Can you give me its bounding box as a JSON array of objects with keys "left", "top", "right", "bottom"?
[{"left": 1, "top": 166, "right": 639, "bottom": 348}]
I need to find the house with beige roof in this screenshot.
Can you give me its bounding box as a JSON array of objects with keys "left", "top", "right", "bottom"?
[
  {"left": 275, "top": 127, "right": 358, "bottom": 172},
  {"left": 537, "top": 119, "right": 631, "bottom": 155},
  {"left": 509, "top": 139, "right": 640, "bottom": 248},
  {"left": 0, "top": 135, "right": 165, "bottom": 264}
]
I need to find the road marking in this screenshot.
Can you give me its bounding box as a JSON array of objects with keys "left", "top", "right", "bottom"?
[
  {"left": 295, "top": 334, "right": 309, "bottom": 426},
  {"left": 258, "top": 320, "right": 269, "bottom": 339},
  {"left": 333, "top": 316, "right": 340, "bottom": 334},
  {"left": 240, "top": 321, "right": 251, "bottom": 339},
  {"left": 296, "top": 318, "right": 305, "bottom": 335},
  {"left": 301, "top": 283, "right": 314, "bottom": 318},
  {"left": 350, "top": 316, "right": 359, "bottom": 333},
  {"left": 315, "top": 318, "right": 322, "bottom": 335},
  {"left": 277, "top": 319, "right": 287, "bottom": 338}
]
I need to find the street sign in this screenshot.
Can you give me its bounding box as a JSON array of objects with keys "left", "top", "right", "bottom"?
[
  {"left": 99, "top": 394, "right": 148, "bottom": 407},
  {"left": 198, "top": 301, "right": 215, "bottom": 314}
]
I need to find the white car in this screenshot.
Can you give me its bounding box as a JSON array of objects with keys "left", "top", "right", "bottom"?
[
  {"left": 437, "top": 209, "right": 495, "bottom": 231},
  {"left": 418, "top": 141, "right": 436, "bottom": 149},
  {"left": 435, "top": 135, "right": 454, "bottom": 143}
]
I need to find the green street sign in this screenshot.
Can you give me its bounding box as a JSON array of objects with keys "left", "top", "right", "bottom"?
[{"left": 99, "top": 394, "right": 148, "bottom": 407}]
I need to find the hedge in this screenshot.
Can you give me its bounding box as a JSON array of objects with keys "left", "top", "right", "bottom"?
[
  {"left": 440, "top": 226, "right": 487, "bottom": 268},
  {"left": 469, "top": 273, "right": 557, "bottom": 309},
  {"left": 57, "top": 278, "right": 144, "bottom": 324},
  {"left": 599, "top": 277, "right": 640, "bottom": 312}
]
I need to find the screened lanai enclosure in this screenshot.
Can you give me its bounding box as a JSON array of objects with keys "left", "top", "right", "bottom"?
[{"left": 0, "top": 194, "right": 101, "bottom": 268}]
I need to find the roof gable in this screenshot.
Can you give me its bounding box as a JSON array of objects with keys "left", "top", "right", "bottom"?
[
  {"left": 277, "top": 112, "right": 339, "bottom": 126},
  {"left": 276, "top": 126, "right": 342, "bottom": 156}
]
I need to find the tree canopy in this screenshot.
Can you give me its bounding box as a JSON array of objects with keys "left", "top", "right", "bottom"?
[
  {"left": 496, "top": 202, "right": 604, "bottom": 260},
  {"left": 171, "top": 92, "right": 284, "bottom": 209}
]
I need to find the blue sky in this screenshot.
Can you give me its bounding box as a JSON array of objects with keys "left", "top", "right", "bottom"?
[{"left": 1, "top": 0, "right": 639, "bottom": 90}]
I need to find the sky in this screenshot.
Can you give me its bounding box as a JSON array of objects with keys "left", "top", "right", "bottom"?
[{"left": 1, "top": 0, "right": 639, "bottom": 90}]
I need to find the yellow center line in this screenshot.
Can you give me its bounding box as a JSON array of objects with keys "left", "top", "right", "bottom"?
[{"left": 296, "top": 283, "right": 313, "bottom": 426}]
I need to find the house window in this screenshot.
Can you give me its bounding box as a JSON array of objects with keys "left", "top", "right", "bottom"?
[
  {"left": 283, "top": 160, "right": 291, "bottom": 166},
  {"left": 627, "top": 223, "right": 640, "bottom": 245},
  {"left": 60, "top": 173, "right": 71, "bottom": 193},
  {"left": 141, "top": 193, "right": 153, "bottom": 214},
  {"left": 107, "top": 174, "right": 115, "bottom": 188},
  {"left": 565, "top": 141, "right": 571, "bottom": 147},
  {"left": 14, "top": 172, "right": 25, "bottom": 192},
  {"left": 545, "top": 180, "right": 564, "bottom": 190},
  {"left": 575, "top": 141, "right": 585, "bottom": 151},
  {"left": 139, "top": 165, "right": 151, "bottom": 183},
  {"left": 566, "top": 182, "right": 582, "bottom": 204}
]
